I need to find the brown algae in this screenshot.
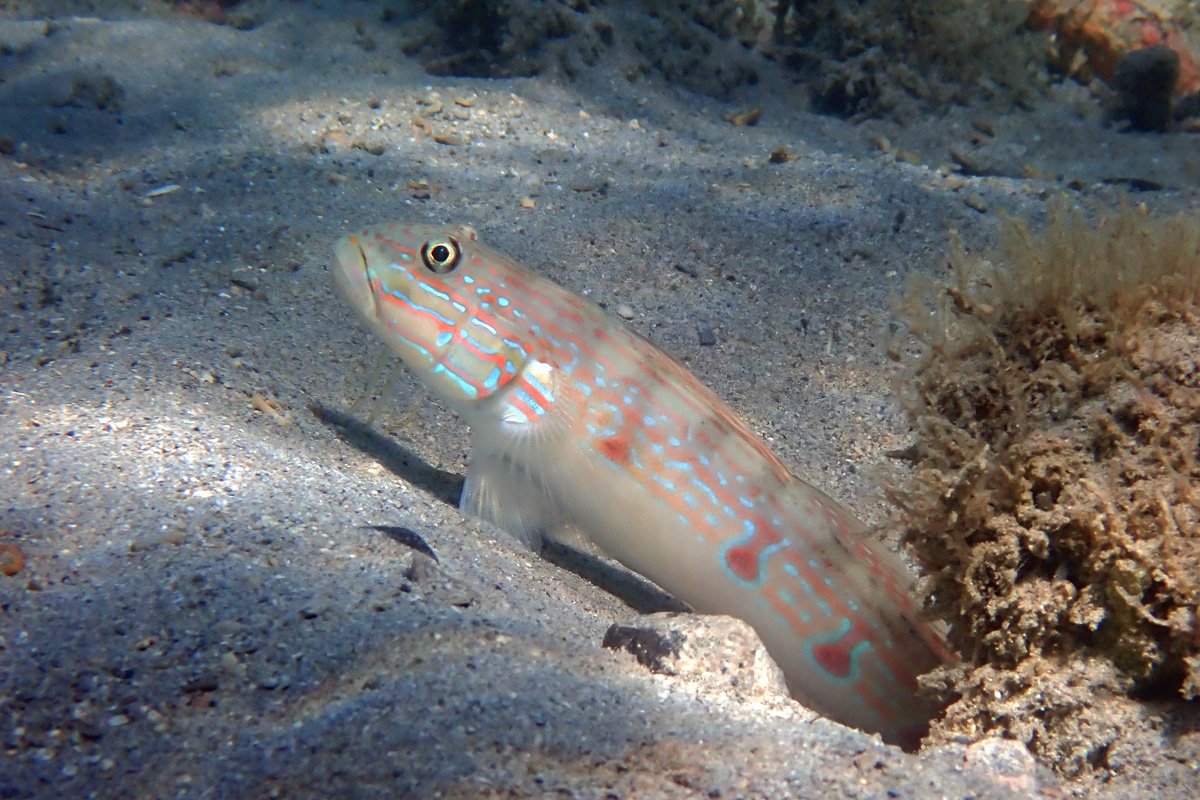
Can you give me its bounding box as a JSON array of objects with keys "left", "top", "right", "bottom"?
[{"left": 887, "top": 202, "right": 1200, "bottom": 771}]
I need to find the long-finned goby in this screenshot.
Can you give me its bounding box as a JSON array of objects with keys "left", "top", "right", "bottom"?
[{"left": 332, "top": 222, "right": 954, "bottom": 749}]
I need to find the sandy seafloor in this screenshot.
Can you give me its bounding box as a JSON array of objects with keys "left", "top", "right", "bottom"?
[{"left": 2, "top": 1, "right": 1199, "bottom": 798}]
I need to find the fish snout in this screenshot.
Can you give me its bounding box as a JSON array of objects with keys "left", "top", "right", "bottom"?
[{"left": 333, "top": 235, "right": 379, "bottom": 323}]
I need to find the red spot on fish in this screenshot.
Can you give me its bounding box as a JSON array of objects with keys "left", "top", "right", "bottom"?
[
  {"left": 725, "top": 546, "right": 759, "bottom": 582},
  {"left": 812, "top": 641, "right": 852, "bottom": 678},
  {"left": 597, "top": 436, "right": 630, "bottom": 466}
]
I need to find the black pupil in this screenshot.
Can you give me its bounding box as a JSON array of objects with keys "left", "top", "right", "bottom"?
[{"left": 431, "top": 244, "right": 451, "bottom": 263}]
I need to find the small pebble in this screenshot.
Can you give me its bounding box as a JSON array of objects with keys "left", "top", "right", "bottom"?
[
  {"left": 768, "top": 147, "right": 791, "bottom": 164},
  {"left": 143, "top": 184, "right": 181, "bottom": 198},
  {"left": 972, "top": 118, "right": 998, "bottom": 137},
  {"left": 182, "top": 675, "right": 219, "bottom": 693},
  {"left": 964, "top": 193, "right": 988, "bottom": 213},
  {"left": 0, "top": 541, "right": 25, "bottom": 576},
  {"left": 76, "top": 719, "right": 105, "bottom": 740},
  {"left": 698, "top": 325, "right": 717, "bottom": 346},
  {"left": 616, "top": 304, "right": 635, "bottom": 320},
  {"left": 964, "top": 737, "right": 1039, "bottom": 793},
  {"left": 723, "top": 108, "right": 761, "bottom": 126}
]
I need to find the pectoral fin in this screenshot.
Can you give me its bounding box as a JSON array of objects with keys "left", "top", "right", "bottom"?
[
  {"left": 461, "top": 355, "right": 605, "bottom": 554},
  {"left": 461, "top": 433, "right": 564, "bottom": 551}
]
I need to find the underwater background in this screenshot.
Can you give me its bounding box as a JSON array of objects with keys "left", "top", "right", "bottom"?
[{"left": 2, "top": 1, "right": 1200, "bottom": 797}]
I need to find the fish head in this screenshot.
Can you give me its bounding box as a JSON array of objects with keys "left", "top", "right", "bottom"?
[{"left": 333, "top": 223, "right": 533, "bottom": 414}]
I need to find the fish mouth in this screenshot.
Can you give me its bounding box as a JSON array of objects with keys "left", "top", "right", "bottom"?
[{"left": 333, "top": 235, "right": 379, "bottom": 324}]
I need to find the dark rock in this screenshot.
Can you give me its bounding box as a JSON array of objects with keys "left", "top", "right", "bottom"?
[
  {"left": 1112, "top": 45, "right": 1179, "bottom": 132},
  {"left": 603, "top": 613, "right": 789, "bottom": 701},
  {"left": 603, "top": 623, "right": 685, "bottom": 674}
]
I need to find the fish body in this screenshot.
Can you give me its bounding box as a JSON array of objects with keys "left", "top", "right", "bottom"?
[{"left": 333, "top": 223, "right": 953, "bottom": 748}]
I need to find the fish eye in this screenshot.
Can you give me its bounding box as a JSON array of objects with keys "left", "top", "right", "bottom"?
[{"left": 421, "top": 238, "right": 461, "bottom": 274}]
